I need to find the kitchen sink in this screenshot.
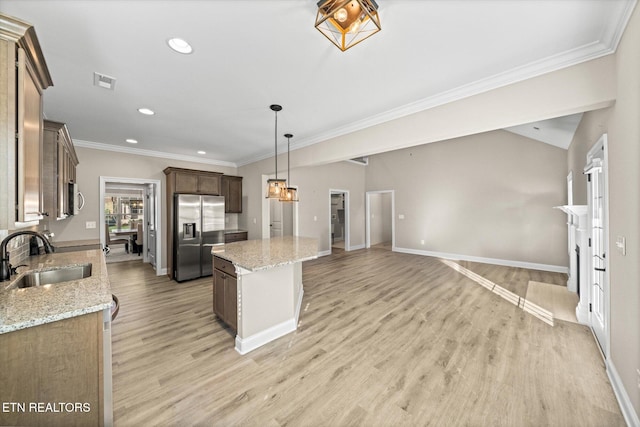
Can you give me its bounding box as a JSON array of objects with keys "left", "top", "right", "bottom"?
[{"left": 12, "top": 263, "right": 92, "bottom": 289}]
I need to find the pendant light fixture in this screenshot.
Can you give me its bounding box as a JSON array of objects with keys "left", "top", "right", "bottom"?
[
  {"left": 265, "top": 104, "right": 287, "bottom": 198},
  {"left": 315, "top": 0, "right": 381, "bottom": 52},
  {"left": 280, "top": 133, "right": 299, "bottom": 202}
]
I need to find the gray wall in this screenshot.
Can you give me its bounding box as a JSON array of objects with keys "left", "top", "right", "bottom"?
[
  {"left": 568, "top": 4, "right": 640, "bottom": 416},
  {"left": 365, "top": 130, "right": 568, "bottom": 268}
]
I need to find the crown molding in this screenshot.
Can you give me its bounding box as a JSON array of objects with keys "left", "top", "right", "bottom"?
[
  {"left": 73, "top": 139, "right": 237, "bottom": 169},
  {"left": 237, "top": 0, "right": 636, "bottom": 167}
]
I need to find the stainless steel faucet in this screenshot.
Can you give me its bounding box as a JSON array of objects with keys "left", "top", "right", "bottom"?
[{"left": 0, "top": 231, "right": 55, "bottom": 282}]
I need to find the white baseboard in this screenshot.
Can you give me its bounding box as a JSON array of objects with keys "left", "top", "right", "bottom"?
[
  {"left": 607, "top": 359, "right": 640, "bottom": 427},
  {"left": 348, "top": 244, "right": 365, "bottom": 251},
  {"left": 393, "top": 247, "right": 568, "bottom": 274},
  {"left": 318, "top": 249, "right": 332, "bottom": 257},
  {"left": 157, "top": 267, "right": 167, "bottom": 276},
  {"left": 235, "top": 318, "right": 297, "bottom": 355}
]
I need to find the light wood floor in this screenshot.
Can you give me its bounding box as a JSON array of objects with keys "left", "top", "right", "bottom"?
[{"left": 108, "top": 248, "right": 624, "bottom": 426}]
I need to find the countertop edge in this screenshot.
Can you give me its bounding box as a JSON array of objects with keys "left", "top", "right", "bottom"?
[
  {"left": 215, "top": 252, "right": 318, "bottom": 272},
  {"left": 0, "top": 302, "right": 111, "bottom": 334}
]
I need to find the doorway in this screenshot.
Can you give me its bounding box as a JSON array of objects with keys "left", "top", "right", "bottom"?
[
  {"left": 584, "top": 134, "right": 609, "bottom": 356},
  {"left": 330, "top": 190, "right": 349, "bottom": 252},
  {"left": 365, "top": 190, "right": 394, "bottom": 250},
  {"left": 100, "top": 177, "right": 162, "bottom": 274}
]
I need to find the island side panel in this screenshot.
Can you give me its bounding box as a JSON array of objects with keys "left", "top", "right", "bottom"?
[
  {"left": 236, "top": 263, "right": 296, "bottom": 352},
  {"left": 293, "top": 262, "right": 304, "bottom": 323}
]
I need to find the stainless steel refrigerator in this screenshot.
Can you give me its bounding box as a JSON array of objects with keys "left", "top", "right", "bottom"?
[{"left": 174, "top": 194, "right": 225, "bottom": 282}]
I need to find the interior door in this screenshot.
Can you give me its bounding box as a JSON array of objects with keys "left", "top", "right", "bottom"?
[
  {"left": 585, "top": 138, "right": 608, "bottom": 354},
  {"left": 282, "top": 202, "right": 293, "bottom": 236},
  {"left": 270, "top": 198, "right": 283, "bottom": 237},
  {"left": 145, "top": 184, "right": 156, "bottom": 268}
]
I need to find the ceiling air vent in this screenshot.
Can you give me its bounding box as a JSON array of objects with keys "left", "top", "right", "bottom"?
[{"left": 93, "top": 72, "right": 116, "bottom": 90}]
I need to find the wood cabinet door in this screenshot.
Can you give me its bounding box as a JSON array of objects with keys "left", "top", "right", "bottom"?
[
  {"left": 213, "top": 269, "right": 226, "bottom": 319},
  {"left": 222, "top": 176, "right": 242, "bottom": 213},
  {"left": 17, "top": 49, "right": 44, "bottom": 222},
  {"left": 228, "top": 177, "right": 242, "bottom": 213},
  {"left": 198, "top": 174, "right": 221, "bottom": 195},
  {"left": 174, "top": 172, "right": 198, "bottom": 193},
  {"left": 42, "top": 126, "right": 58, "bottom": 218},
  {"left": 225, "top": 275, "right": 238, "bottom": 331}
]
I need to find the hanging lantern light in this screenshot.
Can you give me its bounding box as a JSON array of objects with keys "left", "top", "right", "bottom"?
[
  {"left": 315, "top": 0, "right": 381, "bottom": 51},
  {"left": 265, "top": 104, "right": 287, "bottom": 198},
  {"left": 280, "top": 133, "right": 299, "bottom": 202}
]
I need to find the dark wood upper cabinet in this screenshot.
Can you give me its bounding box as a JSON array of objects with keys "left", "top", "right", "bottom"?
[
  {"left": 43, "top": 120, "right": 78, "bottom": 219},
  {"left": 221, "top": 175, "right": 242, "bottom": 213},
  {"left": 168, "top": 168, "right": 222, "bottom": 195}
]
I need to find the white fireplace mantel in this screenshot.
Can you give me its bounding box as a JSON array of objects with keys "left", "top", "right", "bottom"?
[{"left": 554, "top": 205, "right": 589, "bottom": 323}]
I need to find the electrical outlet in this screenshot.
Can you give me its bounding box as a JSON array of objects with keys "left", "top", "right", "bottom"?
[
  {"left": 85, "top": 221, "right": 96, "bottom": 229},
  {"left": 398, "top": 214, "right": 405, "bottom": 220},
  {"left": 420, "top": 240, "right": 425, "bottom": 245},
  {"left": 313, "top": 216, "right": 317, "bottom": 221},
  {"left": 637, "top": 369, "right": 640, "bottom": 389}
]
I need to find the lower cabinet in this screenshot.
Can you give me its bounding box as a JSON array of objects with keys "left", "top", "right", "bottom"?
[
  {"left": 213, "top": 256, "right": 237, "bottom": 331},
  {"left": 0, "top": 310, "right": 110, "bottom": 426},
  {"left": 224, "top": 231, "right": 248, "bottom": 243}
]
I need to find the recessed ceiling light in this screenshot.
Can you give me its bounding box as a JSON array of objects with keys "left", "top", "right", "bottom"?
[
  {"left": 126, "top": 139, "right": 138, "bottom": 144},
  {"left": 137, "top": 107, "right": 155, "bottom": 116},
  {"left": 197, "top": 150, "right": 206, "bottom": 155},
  {"left": 167, "top": 38, "right": 193, "bottom": 54}
]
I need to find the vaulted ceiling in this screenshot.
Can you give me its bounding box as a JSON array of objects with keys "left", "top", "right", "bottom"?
[{"left": 2, "top": 1, "right": 636, "bottom": 166}]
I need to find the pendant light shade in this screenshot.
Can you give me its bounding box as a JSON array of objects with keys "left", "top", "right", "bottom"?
[
  {"left": 266, "top": 104, "right": 287, "bottom": 198},
  {"left": 315, "top": 0, "right": 381, "bottom": 51},
  {"left": 280, "top": 133, "right": 299, "bottom": 202}
]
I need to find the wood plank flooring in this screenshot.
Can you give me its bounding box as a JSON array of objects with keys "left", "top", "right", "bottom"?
[{"left": 108, "top": 248, "right": 624, "bottom": 426}]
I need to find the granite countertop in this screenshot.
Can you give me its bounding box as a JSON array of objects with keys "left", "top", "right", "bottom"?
[
  {"left": 0, "top": 249, "right": 112, "bottom": 334},
  {"left": 224, "top": 229, "right": 247, "bottom": 234},
  {"left": 213, "top": 236, "right": 318, "bottom": 272}
]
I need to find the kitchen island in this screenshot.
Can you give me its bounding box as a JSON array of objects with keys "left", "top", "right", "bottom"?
[{"left": 212, "top": 236, "right": 318, "bottom": 354}]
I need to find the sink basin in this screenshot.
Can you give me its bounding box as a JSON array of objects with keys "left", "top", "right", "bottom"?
[{"left": 12, "top": 263, "right": 92, "bottom": 289}]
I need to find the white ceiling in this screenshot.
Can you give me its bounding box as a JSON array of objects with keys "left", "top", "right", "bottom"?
[
  {"left": 504, "top": 112, "right": 584, "bottom": 150},
  {"left": 1, "top": 0, "right": 636, "bottom": 167}
]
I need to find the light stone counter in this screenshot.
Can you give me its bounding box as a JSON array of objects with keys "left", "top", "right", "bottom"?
[
  {"left": 212, "top": 236, "right": 318, "bottom": 354},
  {"left": 213, "top": 235, "right": 318, "bottom": 272},
  {"left": 0, "top": 249, "right": 112, "bottom": 334}
]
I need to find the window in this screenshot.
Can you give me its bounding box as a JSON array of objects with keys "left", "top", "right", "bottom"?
[{"left": 105, "top": 195, "right": 144, "bottom": 231}]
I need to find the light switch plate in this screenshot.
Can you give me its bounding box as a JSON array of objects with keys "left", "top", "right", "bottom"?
[
  {"left": 615, "top": 236, "right": 626, "bottom": 256},
  {"left": 398, "top": 214, "right": 405, "bottom": 220},
  {"left": 86, "top": 221, "right": 96, "bottom": 229}
]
